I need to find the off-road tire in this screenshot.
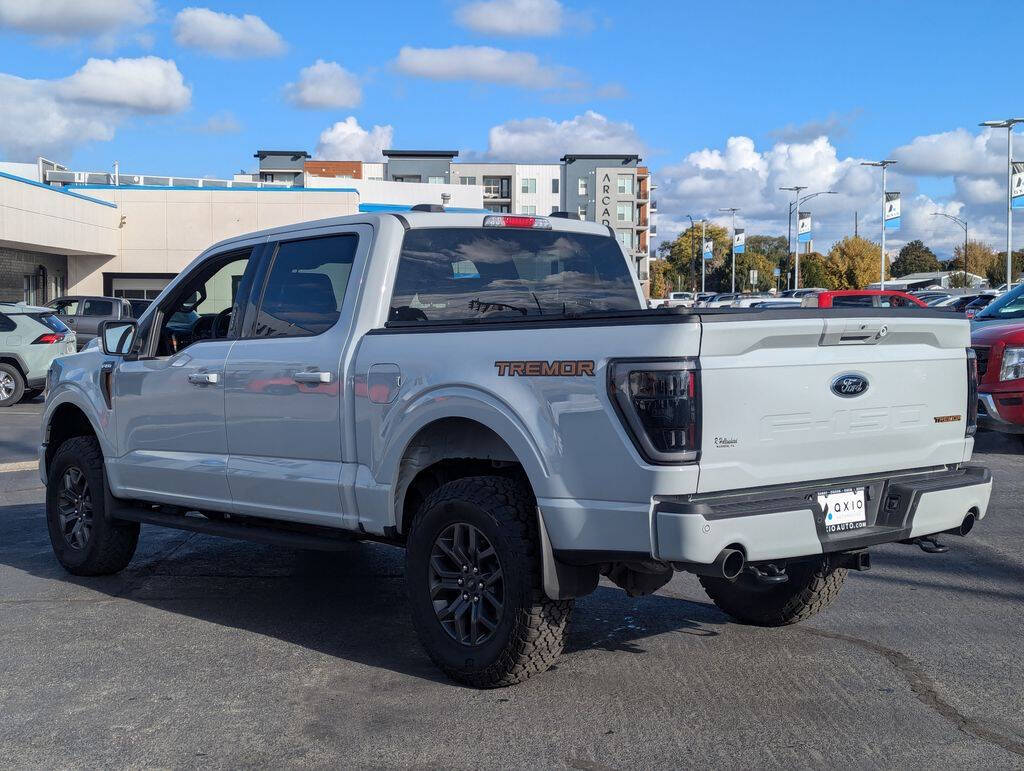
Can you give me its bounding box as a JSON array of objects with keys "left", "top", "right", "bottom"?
[
  {"left": 406, "top": 475, "right": 572, "bottom": 688},
  {"left": 0, "top": 363, "right": 25, "bottom": 407},
  {"left": 46, "top": 435, "right": 139, "bottom": 576},
  {"left": 699, "top": 559, "right": 847, "bottom": 627}
]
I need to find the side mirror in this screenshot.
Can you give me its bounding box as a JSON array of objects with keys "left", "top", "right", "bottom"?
[{"left": 99, "top": 319, "right": 137, "bottom": 356}]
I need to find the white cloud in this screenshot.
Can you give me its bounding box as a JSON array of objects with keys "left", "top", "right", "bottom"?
[
  {"left": 0, "top": 57, "right": 191, "bottom": 160},
  {"left": 0, "top": 0, "right": 154, "bottom": 39},
  {"left": 199, "top": 110, "right": 242, "bottom": 134},
  {"left": 891, "top": 128, "right": 1003, "bottom": 177},
  {"left": 395, "top": 45, "right": 568, "bottom": 89},
  {"left": 173, "top": 7, "right": 286, "bottom": 58},
  {"left": 315, "top": 117, "right": 393, "bottom": 161},
  {"left": 654, "top": 132, "right": 1015, "bottom": 260},
  {"left": 481, "top": 111, "right": 644, "bottom": 162},
  {"left": 285, "top": 60, "right": 361, "bottom": 109},
  {"left": 58, "top": 56, "right": 191, "bottom": 113},
  {"left": 455, "top": 0, "right": 564, "bottom": 36}
]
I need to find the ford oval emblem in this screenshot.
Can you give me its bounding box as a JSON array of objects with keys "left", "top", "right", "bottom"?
[{"left": 831, "top": 373, "right": 869, "bottom": 398}]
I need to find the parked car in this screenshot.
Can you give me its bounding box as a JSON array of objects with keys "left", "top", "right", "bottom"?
[
  {"left": 126, "top": 298, "right": 153, "bottom": 319},
  {"left": 751, "top": 298, "right": 803, "bottom": 308},
  {"left": 964, "top": 294, "right": 997, "bottom": 319},
  {"left": 779, "top": 288, "right": 826, "bottom": 298},
  {"left": 664, "top": 291, "right": 695, "bottom": 308},
  {"left": 701, "top": 292, "right": 742, "bottom": 308},
  {"left": 972, "top": 283, "right": 1024, "bottom": 329},
  {"left": 0, "top": 302, "right": 76, "bottom": 407},
  {"left": 730, "top": 293, "right": 773, "bottom": 308},
  {"left": 39, "top": 210, "right": 992, "bottom": 688},
  {"left": 48, "top": 295, "right": 134, "bottom": 351},
  {"left": 802, "top": 290, "right": 928, "bottom": 308},
  {"left": 971, "top": 322, "right": 1024, "bottom": 448},
  {"left": 936, "top": 294, "right": 983, "bottom": 313}
]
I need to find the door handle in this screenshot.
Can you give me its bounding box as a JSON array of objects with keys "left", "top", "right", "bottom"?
[
  {"left": 292, "top": 370, "right": 333, "bottom": 384},
  {"left": 188, "top": 372, "right": 220, "bottom": 385}
]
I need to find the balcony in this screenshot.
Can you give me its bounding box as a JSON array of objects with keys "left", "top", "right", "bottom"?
[
  {"left": 650, "top": 199, "right": 657, "bottom": 211},
  {"left": 636, "top": 187, "right": 649, "bottom": 201}
]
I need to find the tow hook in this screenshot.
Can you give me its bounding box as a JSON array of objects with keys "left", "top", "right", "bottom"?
[
  {"left": 745, "top": 563, "right": 788, "bottom": 584},
  {"left": 902, "top": 535, "right": 949, "bottom": 554}
]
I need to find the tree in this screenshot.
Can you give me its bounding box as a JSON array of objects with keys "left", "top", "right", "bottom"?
[
  {"left": 948, "top": 240, "right": 997, "bottom": 285},
  {"left": 733, "top": 251, "right": 777, "bottom": 292},
  {"left": 746, "top": 235, "right": 789, "bottom": 264},
  {"left": 891, "top": 240, "right": 940, "bottom": 277},
  {"left": 798, "top": 252, "right": 833, "bottom": 290},
  {"left": 660, "top": 223, "right": 731, "bottom": 290},
  {"left": 985, "top": 249, "right": 1024, "bottom": 287},
  {"left": 826, "top": 236, "right": 889, "bottom": 289},
  {"left": 648, "top": 259, "right": 677, "bottom": 299}
]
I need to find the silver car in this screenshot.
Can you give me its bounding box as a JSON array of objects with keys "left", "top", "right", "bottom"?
[{"left": 0, "top": 302, "right": 76, "bottom": 406}]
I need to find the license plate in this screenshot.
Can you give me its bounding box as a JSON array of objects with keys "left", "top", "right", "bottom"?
[{"left": 817, "top": 487, "right": 866, "bottom": 533}]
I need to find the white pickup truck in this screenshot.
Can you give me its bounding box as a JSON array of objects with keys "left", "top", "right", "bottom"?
[{"left": 40, "top": 210, "right": 992, "bottom": 687}]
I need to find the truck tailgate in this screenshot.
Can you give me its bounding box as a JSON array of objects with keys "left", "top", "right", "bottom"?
[{"left": 697, "top": 313, "right": 971, "bottom": 493}]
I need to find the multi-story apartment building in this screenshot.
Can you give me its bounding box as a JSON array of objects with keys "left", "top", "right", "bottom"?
[{"left": 295, "top": 149, "right": 655, "bottom": 290}]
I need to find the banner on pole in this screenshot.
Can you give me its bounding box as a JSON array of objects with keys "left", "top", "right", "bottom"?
[
  {"left": 797, "top": 211, "right": 812, "bottom": 243},
  {"left": 1012, "top": 162, "right": 1024, "bottom": 209},
  {"left": 702, "top": 240, "right": 714, "bottom": 261},
  {"left": 884, "top": 192, "right": 901, "bottom": 230},
  {"left": 734, "top": 229, "right": 745, "bottom": 254}
]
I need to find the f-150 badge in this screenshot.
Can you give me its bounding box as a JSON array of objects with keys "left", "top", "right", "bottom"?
[{"left": 495, "top": 360, "right": 595, "bottom": 376}]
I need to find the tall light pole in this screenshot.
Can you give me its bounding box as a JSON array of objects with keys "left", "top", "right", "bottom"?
[
  {"left": 781, "top": 189, "right": 838, "bottom": 288},
  {"left": 701, "top": 219, "right": 706, "bottom": 294},
  {"left": 686, "top": 214, "right": 696, "bottom": 292},
  {"left": 931, "top": 212, "right": 969, "bottom": 286},
  {"left": 779, "top": 185, "right": 806, "bottom": 289},
  {"left": 980, "top": 118, "right": 1024, "bottom": 287},
  {"left": 861, "top": 160, "right": 898, "bottom": 288},
  {"left": 719, "top": 207, "right": 740, "bottom": 292}
]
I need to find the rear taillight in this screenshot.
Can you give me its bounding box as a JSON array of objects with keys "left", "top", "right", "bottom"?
[
  {"left": 32, "top": 333, "right": 65, "bottom": 345},
  {"left": 483, "top": 215, "right": 552, "bottom": 230},
  {"left": 609, "top": 360, "right": 701, "bottom": 464},
  {"left": 966, "top": 347, "right": 979, "bottom": 437}
]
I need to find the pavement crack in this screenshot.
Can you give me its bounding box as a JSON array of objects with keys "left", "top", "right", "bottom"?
[{"left": 803, "top": 627, "right": 1024, "bottom": 759}]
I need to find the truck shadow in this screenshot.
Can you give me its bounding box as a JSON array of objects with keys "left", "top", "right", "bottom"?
[{"left": 0, "top": 502, "right": 724, "bottom": 685}]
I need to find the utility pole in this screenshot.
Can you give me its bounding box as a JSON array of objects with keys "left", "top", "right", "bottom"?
[
  {"left": 980, "top": 118, "right": 1024, "bottom": 286},
  {"left": 861, "top": 160, "right": 897, "bottom": 288},
  {"left": 719, "top": 207, "right": 740, "bottom": 293},
  {"left": 779, "top": 185, "right": 806, "bottom": 290},
  {"left": 855, "top": 211, "right": 858, "bottom": 237},
  {"left": 932, "top": 212, "right": 969, "bottom": 286},
  {"left": 686, "top": 215, "right": 696, "bottom": 292},
  {"left": 701, "top": 219, "right": 707, "bottom": 294}
]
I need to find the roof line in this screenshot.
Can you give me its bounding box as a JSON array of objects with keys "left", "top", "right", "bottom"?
[
  {"left": 0, "top": 170, "right": 118, "bottom": 208},
  {"left": 64, "top": 184, "right": 359, "bottom": 194}
]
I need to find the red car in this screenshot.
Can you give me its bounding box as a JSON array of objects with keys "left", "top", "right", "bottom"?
[
  {"left": 802, "top": 290, "right": 929, "bottom": 308},
  {"left": 972, "top": 322, "right": 1024, "bottom": 448}
]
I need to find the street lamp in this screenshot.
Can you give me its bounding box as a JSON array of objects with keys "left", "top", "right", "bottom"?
[
  {"left": 931, "top": 212, "right": 969, "bottom": 287},
  {"left": 719, "top": 207, "right": 740, "bottom": 292},
  {"left": 779, "top": 185, "right": 806, "bottom": 289},
  {"left": 860, "top": 160, "right": 898, "bottom": 288},
  {"left": 780, "top": 188, "right": 838, "bottom": 288},
  {"left": 980, "top": 118, "right": 1024, "bottom": 287},
  {"left": 686, "top": 214, "right": 696, "bottom": 292}
]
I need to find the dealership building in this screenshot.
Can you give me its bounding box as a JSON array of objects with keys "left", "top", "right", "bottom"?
[{"left": 0, "top": 148, "right": 654, "bottom": 304}]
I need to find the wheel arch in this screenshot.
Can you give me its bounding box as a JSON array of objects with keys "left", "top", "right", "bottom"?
[{"left": 43, "top": 398, "right": 104, "bottom": 477}]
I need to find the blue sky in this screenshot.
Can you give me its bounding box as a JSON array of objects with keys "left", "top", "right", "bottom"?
[{"left": 1, "top": 0, "right": 1022, "bottom": 256}]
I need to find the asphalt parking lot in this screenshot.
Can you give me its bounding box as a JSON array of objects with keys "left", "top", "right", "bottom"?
[{"left": 1, "top": 401, "right": 1022, "bottom": 769}]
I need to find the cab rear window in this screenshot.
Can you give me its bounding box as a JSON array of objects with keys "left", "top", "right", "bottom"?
[{"left": 388, "top": 227, "right": 640, "bottom": 323}]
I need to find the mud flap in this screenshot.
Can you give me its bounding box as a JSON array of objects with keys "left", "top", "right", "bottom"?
[{"left": 537, "top": 507, "right": 600, "bottom": 600}]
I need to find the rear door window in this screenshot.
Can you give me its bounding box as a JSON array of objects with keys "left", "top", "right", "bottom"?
[
  {"left": 252, "top": 234, "right": 358, "bottom": 338},
  {"left": 389, "top": 227, "right": 640, "bottom": 322},
  {"left": 831, "top": 295, "right": 874, "bottom": 307},
  {"left": 51, "top": 299, "right": 79, "bottom": 315},
  {"left": 82, "top": 299, "right": 113, "bottom": 316}
]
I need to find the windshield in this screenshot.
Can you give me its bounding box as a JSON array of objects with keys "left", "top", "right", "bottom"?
[
  {"left": 975, "top": 284, "right": 1024, "bottom": 320},
  {"left": 389, "top": 227, "right": 640, "bottom": 322}
]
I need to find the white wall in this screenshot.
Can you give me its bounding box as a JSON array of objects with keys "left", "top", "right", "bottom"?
[
  {"left": 0, "top": 174, "right": 118, "bottom": 259},
  {"left": 512, "top": 164, "right": 561, "bottom": 216},
  {"left": 67, "top": 187, "right": 360, "bottom": 294},
  {"left": 304, "top": 175, "right": 482, "bottom": 209}
]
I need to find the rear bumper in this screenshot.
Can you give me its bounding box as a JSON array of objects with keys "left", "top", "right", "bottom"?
[{"left": 543, "top": 466, "right": 992, "bottom": 566}]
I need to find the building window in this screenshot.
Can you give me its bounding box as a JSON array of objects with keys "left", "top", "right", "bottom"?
[
  {"left": 522, "top": 205, "right": 537, "bottom": 215},
  {"left": 22, "top": 275, "right": 35, "bottom": 305},
  {"left": 578, "top": 177, "right": 587, "bottom": 196},
  {"left": 483, "top": 177, "right": 502, "bottom": 198},
  {"left": 617, "top": 175, "right": 634, "bottom": 195},
  {"left": 53, "top": 273, "right": 66, "bottom": 299},
  {"left": 617, "top": 230, "right": 634, "bottom": 250},
  {"left": 616, "top": 202, "right": 633, "bottom": 222},
  {"left": 521, "top": 178, "right": 536, "bottom": 194},
  {"left": 485, "top": 203, "right": 511, "bottom": 213},
  {"left": 460, "top": 176, "right": 477, "bottom": 185},
  {"left": 552, "top": 178, "right": 559, "bottom": 194},
  {"left": 577, "top": 204, "right": 587, "bottom": 219},
  {"left": 428, "top": 176, "right": 445, "bottom": 185},
  {"left": 551, "top": 205, "right": 559, "bottom": 214}
]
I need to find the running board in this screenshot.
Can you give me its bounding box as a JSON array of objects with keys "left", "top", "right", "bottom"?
[{"left": 111, "top": 505, "right": 362, "bottom": 552}]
